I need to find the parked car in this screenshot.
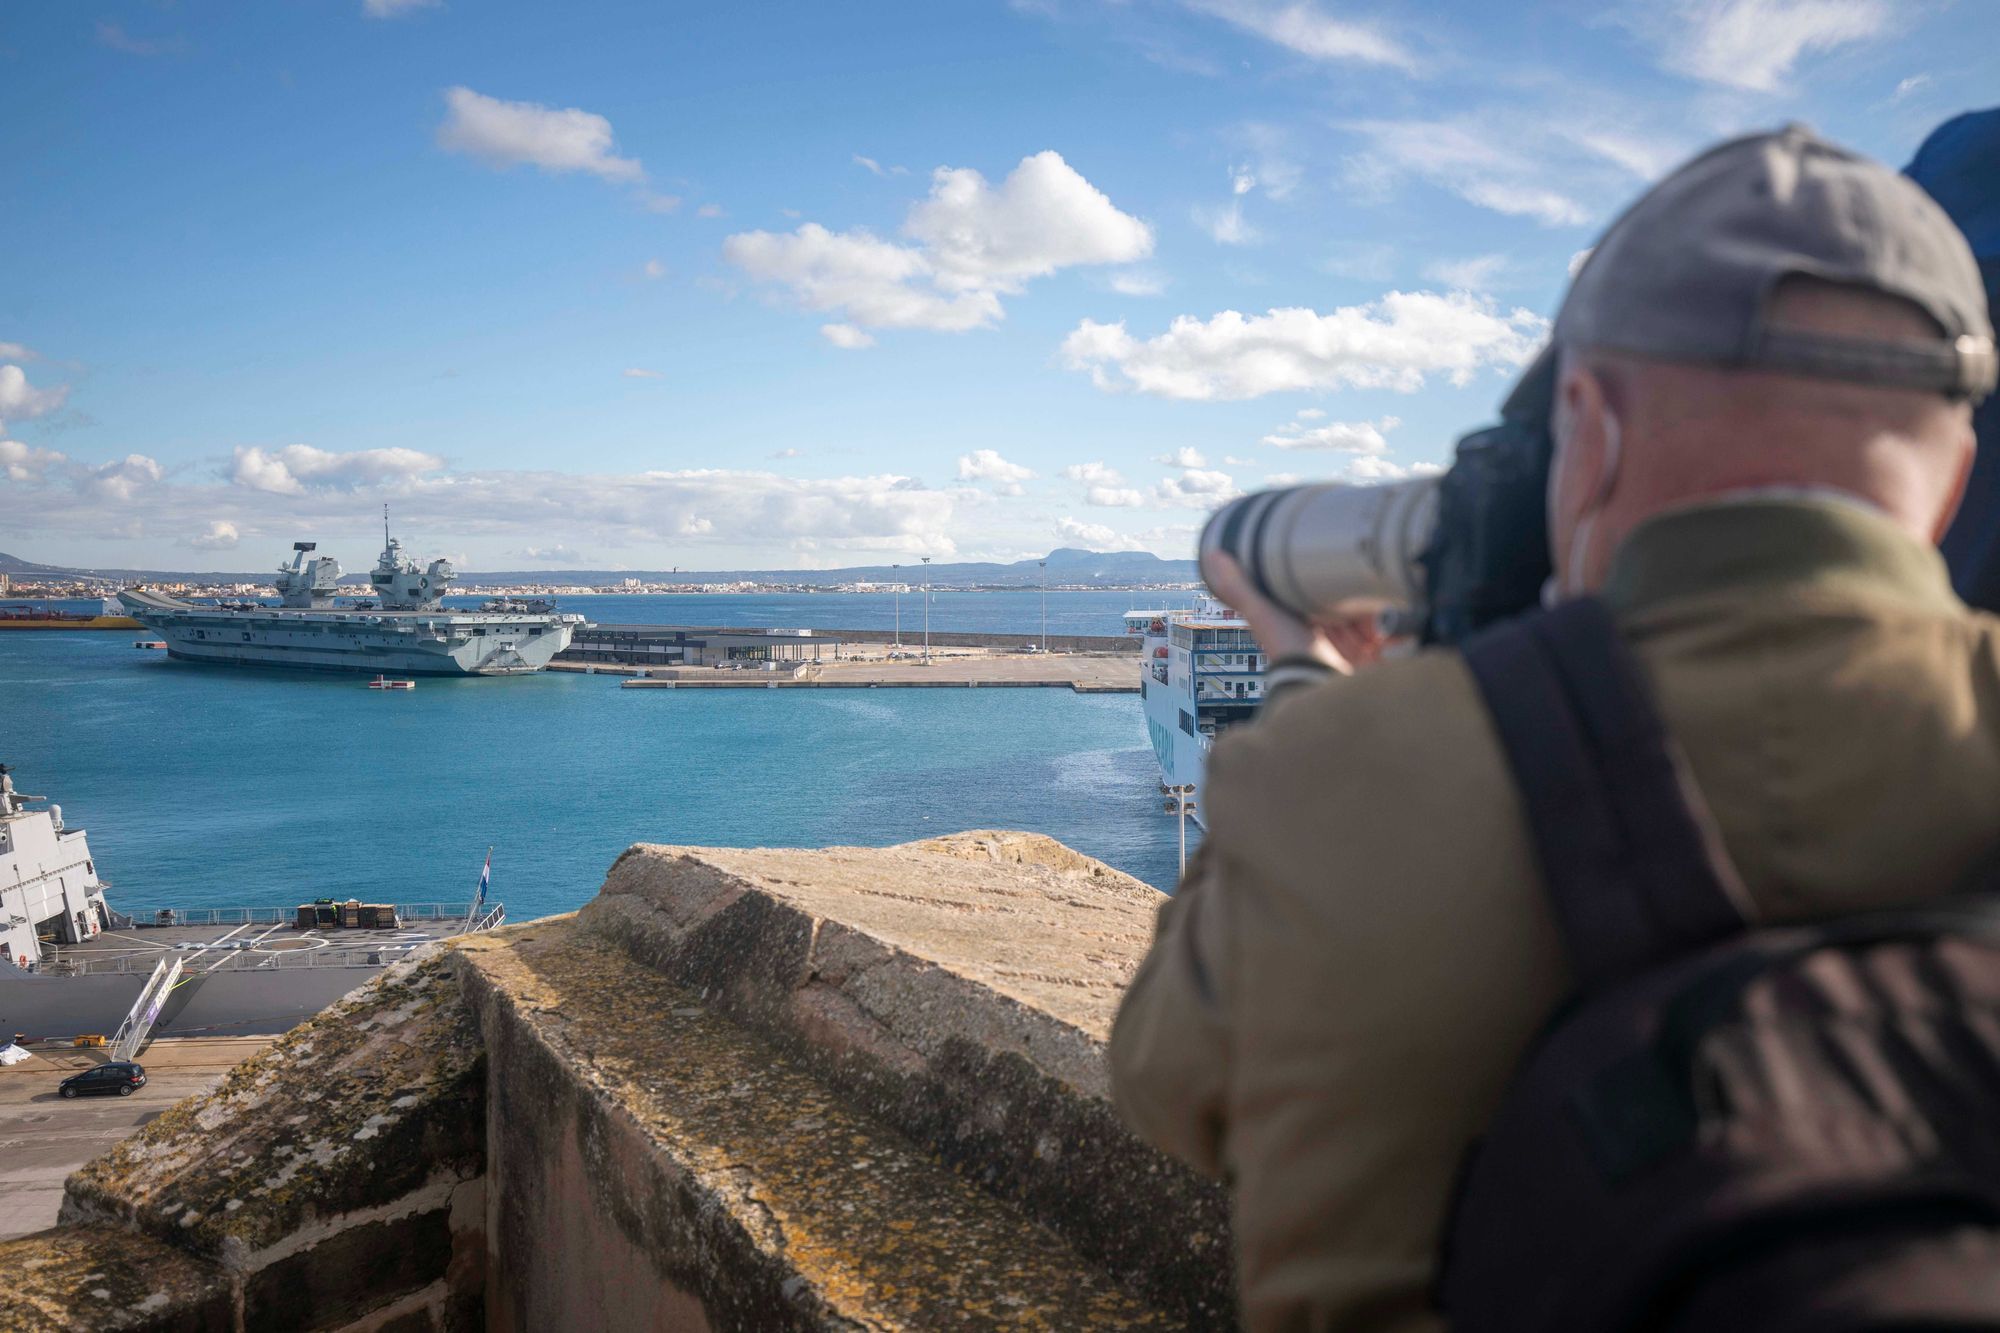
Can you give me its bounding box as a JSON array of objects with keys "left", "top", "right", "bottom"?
[{"left": 58, "top": 1061, "right": 146, "bottom": 1099}]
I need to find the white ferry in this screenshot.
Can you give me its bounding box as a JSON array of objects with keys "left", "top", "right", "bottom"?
[{"left": 1125, "top": 602, "right": 1266, "bottom": 829}]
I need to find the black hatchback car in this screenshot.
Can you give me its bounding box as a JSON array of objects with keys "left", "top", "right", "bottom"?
[{"left": 58, "top": 1061, "right": 146, "bottom": 1099}]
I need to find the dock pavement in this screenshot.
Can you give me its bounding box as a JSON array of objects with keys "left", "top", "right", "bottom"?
[
  {"left": 0, "top": 1036, "right": 275, "bottom": 1239},
  {"left": 562, "top": 650, "right": 1142, "bottom": 694}
]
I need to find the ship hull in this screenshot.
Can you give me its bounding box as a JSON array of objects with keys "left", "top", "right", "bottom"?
[
  {"left": 0, "top": 966, "right": 384, "bottom": 1040},
  {"left": 121, "top": 590, "right": 579, "bottom": 677},
  {"left": 159, "top": 642, "right": 558, "bottom": 676}
]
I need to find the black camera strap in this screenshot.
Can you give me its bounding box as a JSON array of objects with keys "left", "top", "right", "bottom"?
[{"left": 1460, "top": 598, "right": 1751, "bottom": 990}]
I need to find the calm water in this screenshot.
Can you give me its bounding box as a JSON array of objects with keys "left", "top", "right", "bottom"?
[
  {"left": 2, "top": 624, "right": 1190, "bottom": 921},
  {"left": 454, "top": 587, "right": 1197, "bottom": 635}
]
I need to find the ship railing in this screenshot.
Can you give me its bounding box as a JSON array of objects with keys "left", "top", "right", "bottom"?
[
  {"left": 58, "top": 943, "right": 456, "bottom": 975},
  {"left": 125, "top": 902, "right": 482, "bottom": 928}
]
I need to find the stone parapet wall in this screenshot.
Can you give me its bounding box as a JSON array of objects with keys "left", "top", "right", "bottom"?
[
  {"left": 580, "top": 832, "right": 1233, "bottom": 1325},
  {"left": 20, "top": 832, "right": 1230, "bottom": 1330}
]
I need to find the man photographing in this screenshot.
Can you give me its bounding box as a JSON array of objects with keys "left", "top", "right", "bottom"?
[{"left": 1110, "top": 126, "right": 1998, "bottom": 1331}]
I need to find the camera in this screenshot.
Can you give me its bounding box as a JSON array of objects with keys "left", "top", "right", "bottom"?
[{"left": 1198, "top": 351, "right": 1557, "bottom": 646}]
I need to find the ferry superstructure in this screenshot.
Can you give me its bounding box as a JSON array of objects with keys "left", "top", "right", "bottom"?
[
  {"left": 120, "top": 523, "right": 584, "bottom": 676},
  {"left": 1126, "top": 602, "right": 1266, "bottom": 828}
]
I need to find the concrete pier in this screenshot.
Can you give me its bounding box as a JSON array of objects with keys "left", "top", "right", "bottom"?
[
  {"left": 613, "top": 652, "right": 1140, "bottom": 693},
  {"left": 16, "top": 832, "right": 1228, "bottom": 1330}
]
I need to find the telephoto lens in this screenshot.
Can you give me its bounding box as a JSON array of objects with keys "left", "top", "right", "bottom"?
[{"left": 1197, "top": 478, "right": 1442, "bottom": 624}]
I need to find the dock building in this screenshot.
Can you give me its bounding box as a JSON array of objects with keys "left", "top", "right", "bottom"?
[{"left": 559, "top": 623, "right": 842, "bottom": 669}]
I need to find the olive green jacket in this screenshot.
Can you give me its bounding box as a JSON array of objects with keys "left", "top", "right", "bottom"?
[{"left": 1109, "top": 498, "right": 2000, "bottom": 1332}]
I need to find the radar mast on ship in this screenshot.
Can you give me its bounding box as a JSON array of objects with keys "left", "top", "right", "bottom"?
[{"left": 371, "top": 505, "right": 456, "bottom": 611}]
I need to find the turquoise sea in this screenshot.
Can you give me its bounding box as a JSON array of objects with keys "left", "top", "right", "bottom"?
[{"left": 1, "top": 591, "right": 1194, "bottom": 921}]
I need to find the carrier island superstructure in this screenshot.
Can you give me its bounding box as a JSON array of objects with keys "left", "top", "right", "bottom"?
[
  {"left": 121, "top": 525, "right": 584, "bottom": 676},
  {"left": 1126, "top": 603, "right": 1266, "bottom": 828}
]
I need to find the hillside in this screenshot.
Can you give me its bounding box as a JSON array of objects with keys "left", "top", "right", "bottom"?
[{"left": 0, "top": 547, "right": 1198, "bottom": 589}]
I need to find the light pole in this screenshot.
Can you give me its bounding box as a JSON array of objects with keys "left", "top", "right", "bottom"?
[
  {"left": 1038, "top": 559, "right": 1048, "bottom": 654},
  {"left": 920, "top": 556, "right": 932, "bottom": 665},
  {"left": 891, "top": 564, "right": 902, "bottom": 651},
  {"left": 1163, "top": 783, "right": 1196, "bottom": 875}
]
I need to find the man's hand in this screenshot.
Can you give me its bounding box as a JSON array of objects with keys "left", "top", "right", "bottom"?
[{"left": 1204, "top": 553, "right": 1388, "bottom": 674}]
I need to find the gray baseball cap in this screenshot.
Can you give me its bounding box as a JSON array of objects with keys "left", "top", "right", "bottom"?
[{"left": 1556, "top": 124, "right": 1997, "bottom": 402}]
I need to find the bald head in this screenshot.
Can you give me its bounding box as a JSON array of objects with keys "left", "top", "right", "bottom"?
[{"left": 1547, "top": 277, "right": 1978, "bottom": 594}]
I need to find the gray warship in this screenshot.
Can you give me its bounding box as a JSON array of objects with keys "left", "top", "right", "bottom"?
[{"left": 120, "top": 521, "right": 585, "bottom": 676}]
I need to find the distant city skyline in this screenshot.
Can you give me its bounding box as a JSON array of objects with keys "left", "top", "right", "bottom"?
[{"left": 4, "top": 1, "right": 1991, "bottom": 570}]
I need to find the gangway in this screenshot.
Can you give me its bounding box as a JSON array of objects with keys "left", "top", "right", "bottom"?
[{"left": 109, "top": 957, "right": 184, "bottom": 1062}]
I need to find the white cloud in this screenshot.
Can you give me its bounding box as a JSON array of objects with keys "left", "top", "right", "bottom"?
[
  {"left": 0, "top": 343, "right": 32, "bottom": 361},
  {"left": 94, "top": 21, "right": 186, "bottom": 56},
  {"left": 904, "top": 151, "right": 1154, "bottom": 291},
  {"left": 1264, "top": 414, "right": 1401, "bottom": 452},
  {"left": 1183, "top": 0, "right": 1419, "bottom": 72},
  {"left": 83, "top": 455, "right": 164, "bottom": 502},
  {"left": 1054, "top": 516, "right": 1154, "bottom": 552},
  {"left": 1655, "top": 0, "right": 1889, "bottom": 92},
  {"left": 364, "top": 0, "right": 440, "bottom": 16},
  {"left": 727, "top": 151, "right": 1151, "bottom": 337},
  {"left": 623, "top": 368, "right": 664, "bottom": 379},
  {"left": 185, "top": 520, "right": 240, "bottom": 550},
  {"left": 1568, "top": 248, "right": 1594, "bottom": 278},
  {"left": 1108, "top": 270, "right": 1168, "bottom": 297},
  {"left": 820, "top": 323, "right": 876, "bottom": 349},
  {"left": 1347, "top": 121, "right": 1590, "bottom": 226},
  {"left": 1295, "top": 407, "right": 1326, "bottom": 420},
  {"left": 641, "top": 192, "right": 682, "bottom": 214},
  {"left": 1055, "top": 517, "right": 1126, "bottom": 549},
  {"left": 696, "top": 203, "right": 725, "bottom": 219},
  {"left": 0, "top": 364, "right": 69, "bottom": 425},
  {"left": 1154, "top": 467, "right": 1241, "bottom": 508},
  {"left": 1347, "top": 455, "right": 1444, "bottom": 481},
  {"left": 230, "top": 445, "right": 446, "bottom": 496},
  {"left": 1423, "top": 254, "right": 1508, "bottom": 290},
  {"left": 1194, "top": 199, "right": 1259, "bottom": 246},
  {"left": 4, "top": 454, "right": 970, "bottom": 567},
  {"left": 1154, "top": 446, "right": 1208, "bottom": 468},
  {"left": 519, "top": 544, "right": 591, "bottom": 563},
  {"left": 1344, "top": 117, "right": 1679, "bottom": 229},
  {"left": 1064, "top": 290, "right": 1548, "bottom": 401},
  {"left": 1058, "top": 461, "right": 1146, "bottom": 506},
  {"left": 642, "top": 258, "right": 667, "bottom": 280},
  {"left": 852, "top": 155, "right": 906, "bottom": 177},
  {"left": 770, "top": 448, "right": 802, "bottom": 460},
  {"left": 957, "top": 449, "right": 1036, "bottom": 496},
  {"left": 1893, "top": 72, "right": 1932, "bottom": 101},
  {"left": 0, "top": 439, "right": 65, "bottom": 483},
  {"left": 724, "top": 225, "right": 1001, "bottom": 333},
  {"left": 436, "top": 87, "right": 643, "bottom": 183}
]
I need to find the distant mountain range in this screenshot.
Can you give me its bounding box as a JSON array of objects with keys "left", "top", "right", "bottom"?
[{"left": 0, "top": 546, "right": 1198, "bottom": 589}]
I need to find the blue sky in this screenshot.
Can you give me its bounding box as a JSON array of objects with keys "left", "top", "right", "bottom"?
[{"left": 2, "top": 0, "right": 1992, "bottom": 571}]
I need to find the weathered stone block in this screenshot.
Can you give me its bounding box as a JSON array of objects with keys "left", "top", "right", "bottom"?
[
  {"left": 454, "top": 917, "right": 1178, "bottom": 1331},
  {"left": 577, "top": 831, "right": 1234, "bottom": 1327},
  {"left": 0, "top": 1225, "right": 233, "bottom": 1331},
  {"left": 60, "top": 949, "right": 487, "bottom": 1331}
]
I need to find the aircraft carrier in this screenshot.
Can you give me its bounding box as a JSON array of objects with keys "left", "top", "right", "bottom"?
[{"left": 120, "top": 522, "right": 585, "bottom": 676}]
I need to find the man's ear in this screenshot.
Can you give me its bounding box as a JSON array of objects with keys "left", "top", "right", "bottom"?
[
  {"left": 1551, "top": 363, "right": 1610, "bottom": 514},
  {"left": 1931, "top": 421, "right": 1978, "bottom": 543}
]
